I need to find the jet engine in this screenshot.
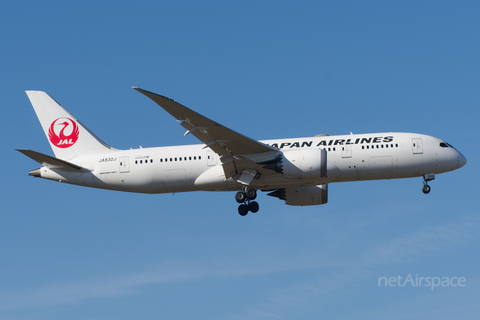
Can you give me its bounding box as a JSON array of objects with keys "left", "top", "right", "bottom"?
[
  {"left": 263, "top": 148, "right": 327, "bottom": 179},
  {"left": 268, "top": 184, "right": 328, "bottom": 206}
]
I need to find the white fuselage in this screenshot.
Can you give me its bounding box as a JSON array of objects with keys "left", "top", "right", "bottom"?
[{"left": 36, "top": 132, "right": 464, "bottom": 194}]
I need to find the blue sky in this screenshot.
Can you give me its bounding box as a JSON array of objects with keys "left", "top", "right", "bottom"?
[{"left": 1, "top": 1, "right": 479, "bottom": 319}]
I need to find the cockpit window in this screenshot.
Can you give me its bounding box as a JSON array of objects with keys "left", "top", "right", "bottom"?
[{"left": 440, "top": 142, "right": 455, "bottom": 148}]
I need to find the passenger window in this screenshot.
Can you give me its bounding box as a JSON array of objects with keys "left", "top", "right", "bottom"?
[
  {"left": 396, "top": 144, "right": 398, "bottom": 147},
  {"left": 199, "top": 156, "right": 201, "bottom": 160},
  {"left": 150, "top": 159, "right": 153, "bottom": 163}
]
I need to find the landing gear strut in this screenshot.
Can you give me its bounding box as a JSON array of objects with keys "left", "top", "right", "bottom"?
[
  {"left": 236, "top": 187, "right": 259, "bottom": 216},
  {"left": 422, "top": 173, "right": 435, "bottom": 194}
]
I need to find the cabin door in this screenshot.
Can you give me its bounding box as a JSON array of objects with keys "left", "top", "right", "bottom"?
[
  {"left": 119, "top": 157, "right": 130, "bottom": 173},
  {"left": 412, "top": 138, "right": 423, "bottom": 154}
]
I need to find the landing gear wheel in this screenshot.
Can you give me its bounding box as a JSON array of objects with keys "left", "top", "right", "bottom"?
[
  {"left": 246, "top": 188, "right": 257, "bottom": 200},
  {"left": 248, "top": 201, "right": 259, "bottom": 213},
  {"left": 235, "top": 192, "right": 246, "bottom": 203},
  {"left": 238, "top": 204, "right": 249, "bottom": 216},
  {"left": 422, "top": 184, "right": 431, "bottom": 194},
  {"left": 235, "top": 188, "right": 260, "bottom": 215}
]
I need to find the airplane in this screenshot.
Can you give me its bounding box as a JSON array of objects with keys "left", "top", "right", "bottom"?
[{"left": 18, "top": 88, "right": 467, "bottom": 216}]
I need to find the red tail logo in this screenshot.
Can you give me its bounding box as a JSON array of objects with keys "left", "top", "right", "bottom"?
[{"left": 48, "top": 117, "right": 79, "bottom": 148}]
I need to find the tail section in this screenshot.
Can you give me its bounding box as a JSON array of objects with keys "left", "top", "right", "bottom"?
[{"left": 25, "top": 91, "right": 114, "bottom": 160}]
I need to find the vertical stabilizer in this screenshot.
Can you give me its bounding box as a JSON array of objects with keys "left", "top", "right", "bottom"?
[{"left": 26, "top": 91, "right": 114, "bottom": 160}]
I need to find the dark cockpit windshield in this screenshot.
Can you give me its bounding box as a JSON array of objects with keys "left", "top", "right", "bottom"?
[{"left": 440, "top": 142, "right": 455, "bottom": 149}]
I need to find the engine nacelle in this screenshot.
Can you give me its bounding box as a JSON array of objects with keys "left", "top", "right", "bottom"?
[
  {"left": 268, "top": 184, "right": 328, "bottom": 206},
  {"left": 264, "top": 148, "right": 327, "bottom": 179}
]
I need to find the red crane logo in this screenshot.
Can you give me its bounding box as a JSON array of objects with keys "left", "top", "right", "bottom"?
[{"left": 48, "top": 117, "right": 79, "bottom": 148}]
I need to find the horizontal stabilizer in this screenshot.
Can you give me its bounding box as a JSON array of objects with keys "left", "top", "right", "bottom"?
[{"left": 16, "top": 149, "right": 85, "bottom": 171}]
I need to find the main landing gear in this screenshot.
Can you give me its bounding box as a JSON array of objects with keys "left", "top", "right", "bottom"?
[
  {"left": 422, "top": 173, "right": 435, "bottom": 194},
  {"left": 236, "top": 188, "right": 259, "bottom": 216}
]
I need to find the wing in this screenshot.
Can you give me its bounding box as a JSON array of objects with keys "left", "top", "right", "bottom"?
[
  {"left": 134, "top": 87, "right": 280, "bottom": 183},
  {"left": 133, "top": 87, "right": 277, "bottom": 158}
]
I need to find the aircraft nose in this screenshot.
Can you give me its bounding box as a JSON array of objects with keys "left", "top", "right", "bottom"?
[{"left": 458, "top": 152, "right": 467, "bottom": 168}]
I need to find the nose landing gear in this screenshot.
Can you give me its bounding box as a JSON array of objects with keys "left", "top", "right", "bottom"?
[
  {"left": 236, "top": 188, "right": 259, "bottom": 216},
  {"left": 422, "top": 183, "right": 431, "bottom": 194},
  {"left": 422, "top": 173, "right": 435, "bottom": 194}
]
